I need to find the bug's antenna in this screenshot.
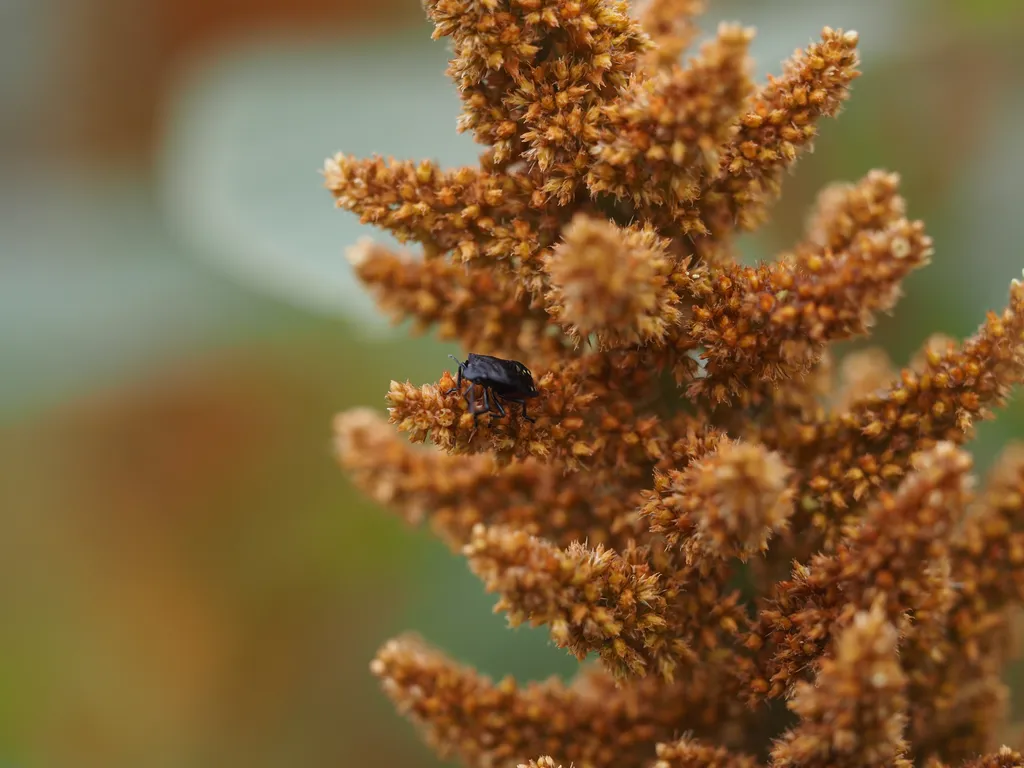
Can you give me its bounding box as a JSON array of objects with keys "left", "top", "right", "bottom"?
[{"left": 448, "top": 354, "right": 462, "bottom": 366}]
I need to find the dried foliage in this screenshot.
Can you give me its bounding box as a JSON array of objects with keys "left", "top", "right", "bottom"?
[{"left": 326, "top": 1, "right": 1024, "bottom": 766}]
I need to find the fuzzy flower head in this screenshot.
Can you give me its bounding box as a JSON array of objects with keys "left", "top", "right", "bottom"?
[{"left": 326, "top": 1, "right": 1024, "bottom": 767}]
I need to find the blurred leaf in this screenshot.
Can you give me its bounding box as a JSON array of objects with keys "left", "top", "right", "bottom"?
[{"left": 157, "top": 26, "right": 479, "bottom": 325}]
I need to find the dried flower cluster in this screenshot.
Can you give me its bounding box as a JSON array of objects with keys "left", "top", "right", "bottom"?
[{"left": 326, "top": 1, "right": 1024, "bottom": 766}]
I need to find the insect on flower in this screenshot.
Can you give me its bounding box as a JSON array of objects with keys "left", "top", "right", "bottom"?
[{"left": 445, "top": 353, "right": 539, "bottom": 424}]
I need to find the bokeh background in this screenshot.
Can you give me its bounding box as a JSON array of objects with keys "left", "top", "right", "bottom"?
[{"left": 1, "top": 0, "right": 1023, "bottom": 766}]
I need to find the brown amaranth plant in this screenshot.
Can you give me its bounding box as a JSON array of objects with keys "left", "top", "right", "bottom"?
[{"left": 325, "top": 0, "right": 1024, "bottom": 765}]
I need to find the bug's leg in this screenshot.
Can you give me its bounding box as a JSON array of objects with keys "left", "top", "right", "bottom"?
[
  {"left": 491, "top": 395, "right": 506, "bottom": 419},
  {"left": 444, "top": 356, "right": 463, "bottom": 396},
  {"left": 507, "top": 398, "right": 536, "bottom": 423},
  {"left": 469, "top": 386, "right": 491, "bottom": 425},
  {"left": 465, "top": 385, "right": 480, "bottom": 424},
  {"left": 461, "top": 385, "right": 480, "bottom": 442},
  {"left": 443, "top": 371, "right": 458, "bottom": 396}
]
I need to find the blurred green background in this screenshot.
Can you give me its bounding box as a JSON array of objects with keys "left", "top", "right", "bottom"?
[{"left": 1, "top": 1, "right": 1022, "bottom": 766}]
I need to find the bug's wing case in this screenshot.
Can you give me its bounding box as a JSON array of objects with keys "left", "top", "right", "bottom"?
[{"left": 473, "top": 356, "right": 508, "bottom": 379}]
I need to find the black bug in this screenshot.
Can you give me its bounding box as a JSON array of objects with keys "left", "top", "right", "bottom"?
[{"left": 445, "top": 353, "right": 540, "bottom": 424}]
